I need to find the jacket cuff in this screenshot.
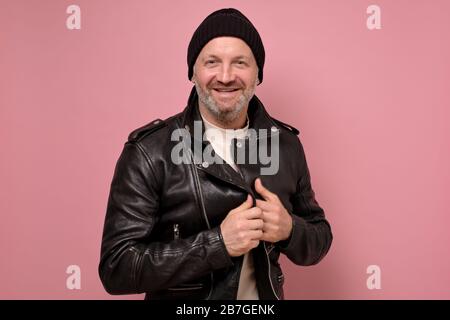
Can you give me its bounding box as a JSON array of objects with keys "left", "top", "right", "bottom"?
[
  {"left": 207, "top": 226, "right": 234, "bottom": 270},
  {"left": 276, "top": 214, "right": 303, "bottom": 252}
]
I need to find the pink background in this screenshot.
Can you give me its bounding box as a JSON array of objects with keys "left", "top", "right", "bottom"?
[{"left": 1, "top": 0, "right": 449, "bottom": 299}]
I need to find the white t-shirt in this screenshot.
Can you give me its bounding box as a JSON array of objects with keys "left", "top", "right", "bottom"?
[{"left": 201, "top": 112, "right": 259, "bottom": 300}]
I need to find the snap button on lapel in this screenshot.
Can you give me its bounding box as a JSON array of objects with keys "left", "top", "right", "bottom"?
[
  {"left": 236, "top": 141, "right": 243, "bottom": 148},
  {"left": 202, "top": 161, "right": 209, "bottom": 168},
  {"left": 271, "top": 126, "right": 278, "bottom": 132}
]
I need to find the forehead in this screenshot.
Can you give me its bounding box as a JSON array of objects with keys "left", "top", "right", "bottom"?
[{"left": 198, "top": 36, "right": 254, "bottom": 59}]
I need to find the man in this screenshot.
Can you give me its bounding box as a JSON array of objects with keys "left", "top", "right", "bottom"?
[{"left": 99, "top": 8, "right": 332, "bottom": 300}]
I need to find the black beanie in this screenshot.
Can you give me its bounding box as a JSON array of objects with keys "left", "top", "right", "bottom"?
[{"left": 187, "top": 8, "right": 265, "bottom": 84}]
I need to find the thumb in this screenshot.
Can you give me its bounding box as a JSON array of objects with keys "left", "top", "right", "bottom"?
[
  {"left": 255, "top": 178, "right": 276, "bottom": 202},
  {"left": 234, "top": 194, "right": 253, "bottom": 213}
]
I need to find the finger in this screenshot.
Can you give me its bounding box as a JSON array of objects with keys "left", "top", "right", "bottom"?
[
  {"left": 233, "top": 194, "right": 253, "bottom": 213},
  {"left": 261, "top": 210, "right": 281, "bottom": 225},
  {"left": 261, "top": 221, "right": 275, "bottom": 233},
  {"left": 248, "top": 230, "right": 263, "bottom": 240},
  {"left": 249, "top": 239, "right": 260, "bottom": 249},
  {"left": 260, "top": 232, "right": 273, "bottom": 242},
  {"left": 255, "top": 178, "right": 277, "bottom": 202},
  {"left": 246, "top": 218, "right": 264, "bottom": 230},
  {"left": 255, "top": 199, "right": 277, "bottom": 212},
  {"left": 241, "top": 207, "right": 262, "bottom": 220}
]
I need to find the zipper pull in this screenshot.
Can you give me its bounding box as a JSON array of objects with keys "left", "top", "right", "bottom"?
[{"left": 173, "top": 223, "right": 180, "bottom": 240}]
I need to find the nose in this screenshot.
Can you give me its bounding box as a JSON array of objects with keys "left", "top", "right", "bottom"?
[{"left": 216, "top": 63, "right": 236, "bottom": 84}]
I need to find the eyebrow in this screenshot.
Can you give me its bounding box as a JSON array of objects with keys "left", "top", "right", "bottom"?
[
  {"left": 233, "top": 55, "right": 251, "bottom": 61},
  {"left": 202, "top": 54, "right": 251, "bottom": 61}
]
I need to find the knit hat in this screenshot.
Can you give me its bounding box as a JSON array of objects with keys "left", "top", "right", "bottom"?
[{"left": 187, "top": 8, "right": 265, "bottom": 84}]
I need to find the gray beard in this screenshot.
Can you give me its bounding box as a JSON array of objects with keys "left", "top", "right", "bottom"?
[{"left": 194, "top": 79, "right": 257, "bottom": 125}]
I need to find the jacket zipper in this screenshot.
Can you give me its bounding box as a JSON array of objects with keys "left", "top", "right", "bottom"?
[
  {"left": 263, "top": 242, "right": 280, "bottom": 300},
  {"left": 192, "top": 163, "right": 211, "bottom": 229},
  {"left": 173, "top": 223, "right": 180, "bottom": 240},
  {"left": 167, "top": 285, "right": 204, "bottom": 291},
  {"left": 187, "top": 146, "right": 214, "bottom": 299}
]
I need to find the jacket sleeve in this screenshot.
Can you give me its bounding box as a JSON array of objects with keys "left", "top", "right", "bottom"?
[
  {"left": 98, "top": 141, "right": 233, "bottom": 295},
  {"left": 276, "top": 138, "right": 333, "bottom": 265}
]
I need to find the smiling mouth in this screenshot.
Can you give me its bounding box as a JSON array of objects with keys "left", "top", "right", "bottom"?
[{"left": 213, "top": 88, "right": 240, "bottom": 93}]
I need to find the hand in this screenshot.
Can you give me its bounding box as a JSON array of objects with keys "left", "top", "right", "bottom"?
[
  {"left": 255, "top": 178, "right": 293, "bottom": 243},
  {"left": 220, "top": 195, "right": 264, "bottom": 257}
]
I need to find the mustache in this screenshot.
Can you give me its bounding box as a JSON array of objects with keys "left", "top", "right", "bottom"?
[{"left": 208, "top": 82, "right": 243, "bottom": 90}]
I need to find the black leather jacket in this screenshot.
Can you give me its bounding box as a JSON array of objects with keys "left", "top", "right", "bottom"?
[{"left": 98, "top": 87, "right": 333, "bottom": 300}]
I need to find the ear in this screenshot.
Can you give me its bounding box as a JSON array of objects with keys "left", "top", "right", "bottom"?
[{"left": 191, "top": 68, "right": 197, "bottom": 84}]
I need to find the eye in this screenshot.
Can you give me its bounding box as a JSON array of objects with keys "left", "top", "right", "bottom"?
[
  {"left": 236, "top": 60, "right": 248, "bottom": 66},
  {"left": 205, "top": 60, "right": 217, "bottom": 65}
]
